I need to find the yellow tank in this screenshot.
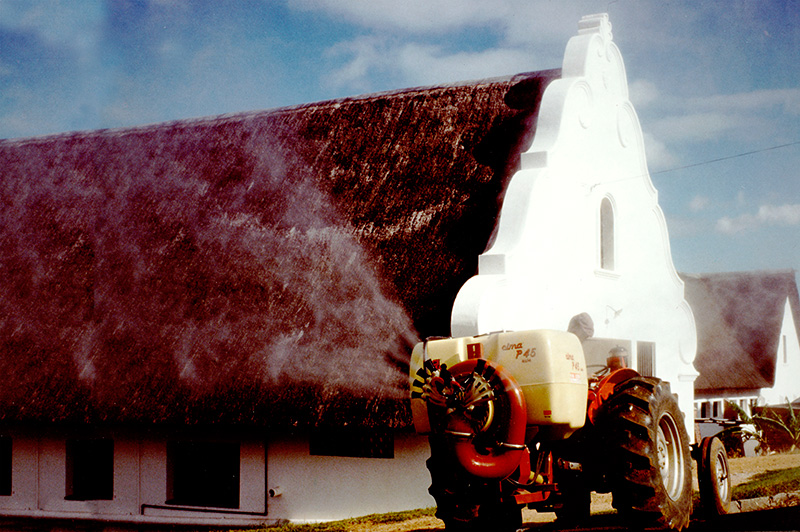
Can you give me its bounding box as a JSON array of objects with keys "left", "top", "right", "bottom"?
[{"left": 410, "top": 330, "right": 588, "bottom": 439}]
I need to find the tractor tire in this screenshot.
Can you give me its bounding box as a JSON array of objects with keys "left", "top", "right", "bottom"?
[
  {"left": 426, "top": 435, "right": 522, "bottom": 531},
  {"left": 553, "top": 479, "right": 591, "bottom": 526},
  {"left": 595, "top": 376, "right": 692, "bottom": 530},
  {"left": 698, "top": 436, "right": 731, "bottom": 516}
]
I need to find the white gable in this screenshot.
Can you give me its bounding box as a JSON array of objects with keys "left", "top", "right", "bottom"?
[
  {"left": 759, "top": 297, "right": 800, "bottom": 406},
  {"left": 451, "top": 14, "right": 698, "bottom": 432}
]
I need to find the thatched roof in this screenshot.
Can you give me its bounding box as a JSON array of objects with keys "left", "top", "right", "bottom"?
[
  {"left": 683, "top": 270, "right": 800, "bottom": 395},
  {"left": 0, "top": 70, "right": 559, "bottom": 429}
]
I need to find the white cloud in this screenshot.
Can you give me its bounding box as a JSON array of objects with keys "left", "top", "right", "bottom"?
[
  {"left": 641, "top": 131, "right": 679, "bottom": 171},
  {"left": 289, "top": 0, "right": 598, "bottom": 50},
  {"left": 716, "top": 214, "right": 753, "bottom": 235},
  {"left": 495, "top": 1, "right": 608, "bottom": 46},
  {"left": 650, "top": 112, "right": 748, "bottom": 143},
  {"left": 689, "top": 195, "right": 709, "bottom": 212},
  {"left": 757, "top": 204, "right": 800, "bottom": 225},
  {"left": 716, "top": 203, "right": 800, "bottom": 234},
  {"left": 737, "top": 190, "right": 747, "bottom": 206},
  {"left": 296, "top": 0, "right": 587, "bottom": 93},
  {"left": 0, "top": 1, "right": 103, "bottom": 55},
  {"left": 636, "top": 84, "right": 800, "bottom": 177},
  {"left": 289, "top": 0, "right": 510, "bottom": 34},
  {"left": 628, "top": 79, "right": 660, "bottom": 109},
  {"left": 664, "top": 215, "right": 708, "bottom": 239},
  {"left": 324, "top": 36, "right": 531, "bottom": 92},
  {"left": 324, "top": 36, "right": 386, "bottom": 91},
  {"left": 396, "top": 44, "right": 532, "bottom": 86},
  {"left": 644, "top": 87, "right": 800, "bottom": 148},
  {"left": 687, "top": 89, "right": 800, "bottom": 116}
]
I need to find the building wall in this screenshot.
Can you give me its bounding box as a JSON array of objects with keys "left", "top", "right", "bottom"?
[
  {"left": 0, "top": 428, "right": 268, "bottom": 525},
  {"left": 760, "top": 298, "right": 800, "bottom": 406},
  {"left": 266, "top": 431, "right": 433, "bottom": 523},
  {"left": 0, "top": 427, "right": 432, "bottom": 526}
]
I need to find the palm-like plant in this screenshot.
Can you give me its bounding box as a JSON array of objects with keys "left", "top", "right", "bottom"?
[
  {"left": 723, "top": 399, "right": 800, "bottom": 453},
  {"left": 718, "top": 402, "right": 764, "bottom": 454}
]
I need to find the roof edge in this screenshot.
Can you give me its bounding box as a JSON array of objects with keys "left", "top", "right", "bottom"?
[{"left": 0, "top": 69, "right": 562, "bottom": 145}]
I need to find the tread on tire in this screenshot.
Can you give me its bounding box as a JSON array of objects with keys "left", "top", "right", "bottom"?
[{"left": 595, "top": 376, "right": 693, "bottom": 530}]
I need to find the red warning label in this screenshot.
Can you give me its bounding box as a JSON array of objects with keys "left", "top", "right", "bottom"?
[{"left": 467, "top": 343, "right": 483, "bottom": 359}]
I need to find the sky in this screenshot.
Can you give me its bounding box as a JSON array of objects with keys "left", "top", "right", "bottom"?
[{"left": 1, "top": 0, "right": 799, "bottom": 277}]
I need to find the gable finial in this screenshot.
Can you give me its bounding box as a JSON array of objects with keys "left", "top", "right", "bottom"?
[{"left": 578, "top": 13, "right": 612, "bottom": 42}]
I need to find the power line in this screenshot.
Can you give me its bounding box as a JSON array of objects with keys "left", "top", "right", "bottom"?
[
  {"left": 586, "top": 139, "right": 800, "bottom": 191},
  {"left": 651, "top": 140, "right": 800, "bottom": 177}
]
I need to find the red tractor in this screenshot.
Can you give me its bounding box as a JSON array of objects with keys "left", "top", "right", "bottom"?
[{"left": 410, "top": 328, "right": 730, "bottom": 530}]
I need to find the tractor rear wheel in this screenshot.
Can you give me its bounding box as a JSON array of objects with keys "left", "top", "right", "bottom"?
[
  {"left": 595, "top": 376, "right": 692, "bottom": 530},
  {"left": 698, "top": 436, "right": 731, "bottom": 516}
]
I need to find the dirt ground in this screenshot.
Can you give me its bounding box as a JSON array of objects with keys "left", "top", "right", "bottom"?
[
  {"left": 726, "top": 451, "right": 800, "bottom": 485},
  {"left": 349, "top": 452, "right": 800, "bottom": 532}
]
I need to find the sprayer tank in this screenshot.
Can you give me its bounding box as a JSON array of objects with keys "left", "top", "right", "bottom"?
[{"left": 410, "top": 329, "right": 588, "bottom": 437}]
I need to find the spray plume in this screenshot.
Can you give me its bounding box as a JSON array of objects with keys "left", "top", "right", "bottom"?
[{"left": 0, "top": 124, "right": 418, "bottom": 427}]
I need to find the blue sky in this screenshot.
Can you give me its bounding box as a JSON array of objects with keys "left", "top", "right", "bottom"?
[{"left": 1, "top": 0, "right": 799, "bottom": 276}]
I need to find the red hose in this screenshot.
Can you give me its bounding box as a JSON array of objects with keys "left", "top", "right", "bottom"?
[{"left": 447, "top": 359, "right": 528, "bottom": 479}]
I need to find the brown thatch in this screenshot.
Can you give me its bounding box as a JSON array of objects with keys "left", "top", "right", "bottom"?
[
  {"left": 0, "top": 70, "right": 559, "bottom": 429},
  {"left": 683, "top": 270, "right": 800, "bottom": 395}
]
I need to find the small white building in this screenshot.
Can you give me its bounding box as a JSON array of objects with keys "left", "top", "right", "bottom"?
[
  {"left": 0, "top": 13, "right": 697, "bottom": 527},
  {"left": 684, "top": 270, "right": 800, "bottom": 424}
]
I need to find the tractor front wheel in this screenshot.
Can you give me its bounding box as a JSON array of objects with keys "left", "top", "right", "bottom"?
[
  {"left": 426, "top": 435, "right": 521, "bottom": 531},
  {"left": 595, "top": 377, "right": 693, "bottom": 530}
]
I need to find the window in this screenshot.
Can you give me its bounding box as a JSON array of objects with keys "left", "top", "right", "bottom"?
[
  {"left": 0, "top": 436, "right": 10, "bottom": 496},
  {"left": 65, "top": 438, "right": 113, "bottom": 501},
  {"left": 600, "top": 198, "right": 615, "bottom": 270},
  {"left": 783, "top": 335, "right": 788, "bottom": 364},
  {"left": 167, "top": 441, "right": 240, "bottom": 508},
  {"left": 636, "top": 342, "right": 655, "bottom": 377},
  {"left": 310, "top": 427, "right": 394, "bottom": 459}
]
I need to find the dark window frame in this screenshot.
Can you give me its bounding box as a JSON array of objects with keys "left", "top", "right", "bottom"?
[
  {"left": 65, "top": 438, "right": 114, "bottom": 501},
  {"left": 783, "top": 334, "right": 788, "bottom": 364},
  {"left": 309, "top": 427, "right": 394, "bottom": 459},
  {"left": 167, "top": 440, "right": 240, "bottom": 509},
  {"left": 0, "top": 436, "right": 11, "bottom": 496}
]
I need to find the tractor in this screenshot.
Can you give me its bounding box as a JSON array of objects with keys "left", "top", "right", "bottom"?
[{"left": 410, "top": 326, "right": 731, "bottom": 530}]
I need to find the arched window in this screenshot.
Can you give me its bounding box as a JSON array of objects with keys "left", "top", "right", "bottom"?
[{"left": 600, "top": 198, "right": 615, "bottom": 270}]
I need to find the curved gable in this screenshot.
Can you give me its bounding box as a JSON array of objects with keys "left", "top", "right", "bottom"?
[{"left": 451, "top": 14, "right": 698, "bottom": 430}]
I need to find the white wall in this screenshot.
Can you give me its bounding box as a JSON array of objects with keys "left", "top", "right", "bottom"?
[
  {"left": 37, "top": 435, "right": 139, "bottom": 516},
  {"left": 760, "top": 298, "right": 800, "bottom": 406},
  {"left": 0, "top": 429, "right": 269, "bottom": 526},
  {"left": 0, "top": 434, "right": 37, "bottom": 512},
  {"left": 266, "top": 432, "right": 433, "bottom": 523},
  {"left": 0, "top": 428, "right": 433, "bottom": 526},
  {"left": 451, "top": 14, "right": 698, "bottom": 435}
]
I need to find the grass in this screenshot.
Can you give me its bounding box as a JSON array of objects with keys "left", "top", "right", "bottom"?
[
  {"left": 733, "top": 466, "right": 800, "bottom": 500},
  {"left": 243, "top": 507, "right": 437, "bottom": 532}
]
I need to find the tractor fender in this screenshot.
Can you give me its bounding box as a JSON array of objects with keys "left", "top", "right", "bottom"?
[
  {"left": 586, "top": 367, "right": 640, "bottom": 425},
  {"left": 447, "top": 359, "right": 528, "bottom": 479}
]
